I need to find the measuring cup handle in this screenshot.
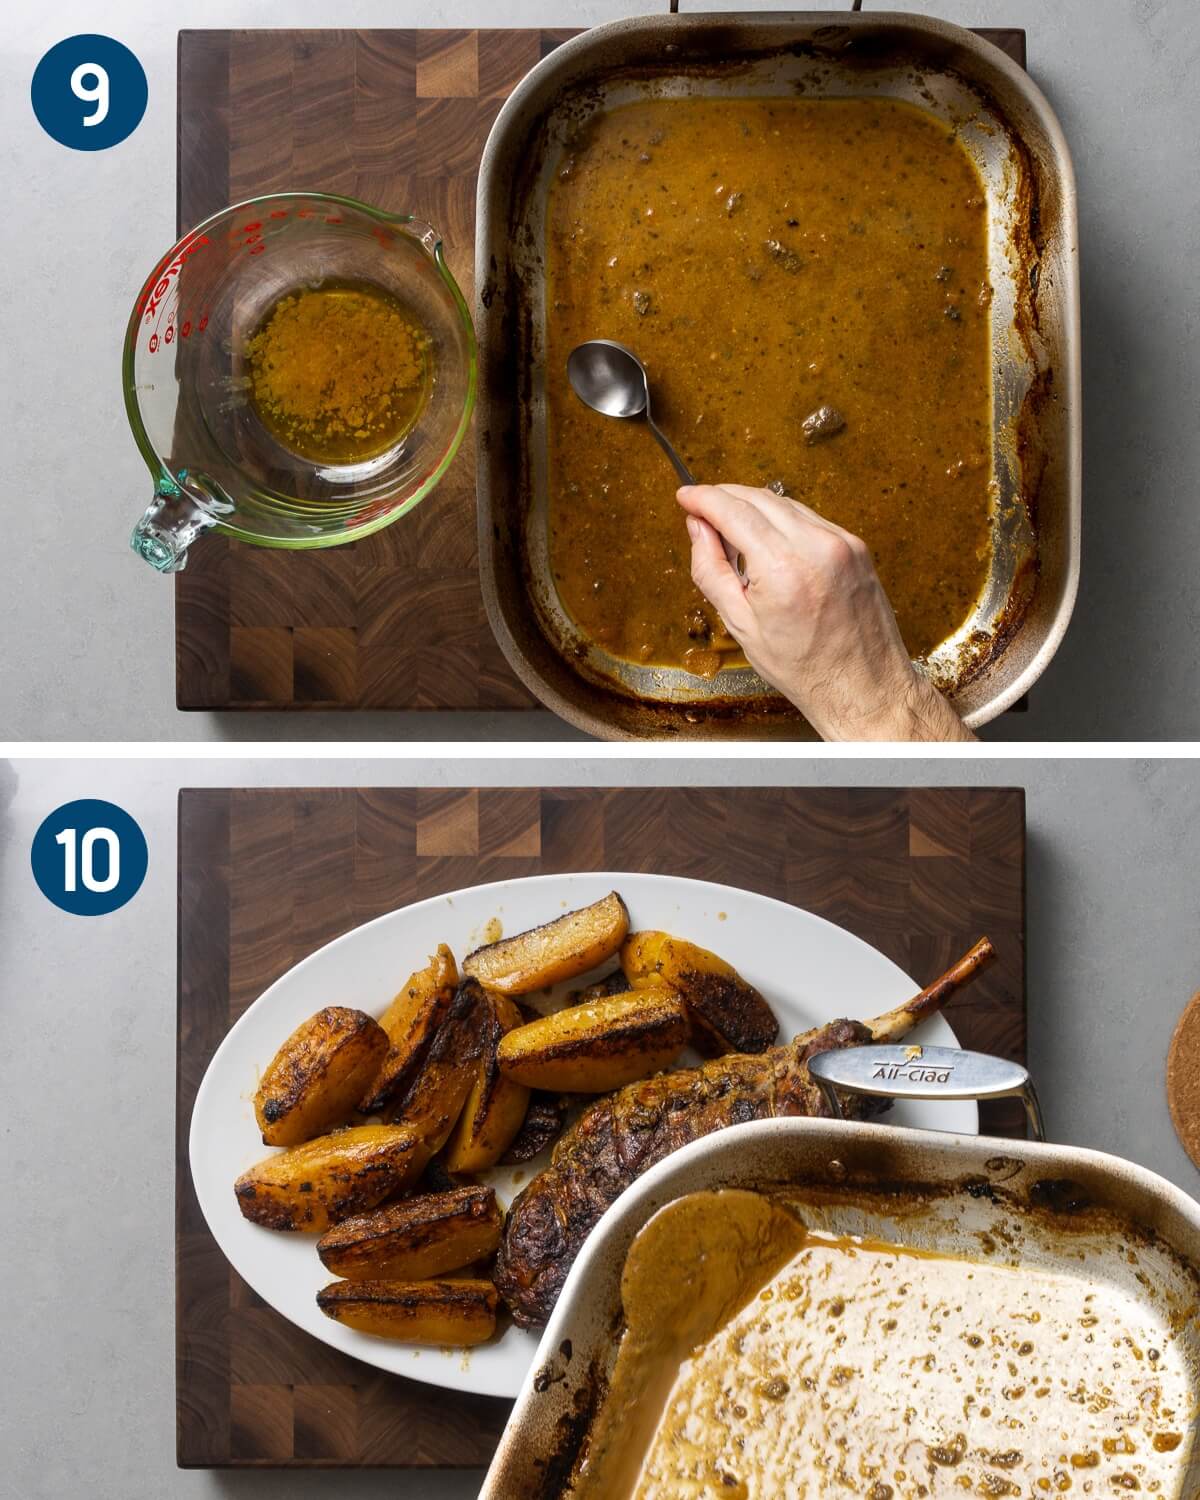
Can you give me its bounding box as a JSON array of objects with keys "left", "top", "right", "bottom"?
[{"left": 130, "top": 480, "right": 230, "bottom": 574}]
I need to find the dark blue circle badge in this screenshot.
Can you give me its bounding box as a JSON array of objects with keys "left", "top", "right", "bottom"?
[
  {"left": 31, "top": 35, "right": 147, "bottom": 151},
  {"left": 31, "top": 799, "right": 149, "bottom": 916}
]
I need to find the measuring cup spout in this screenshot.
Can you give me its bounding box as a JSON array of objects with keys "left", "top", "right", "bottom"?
[{"left": 130, "top": 477, "right": 234, "bottom": 573}]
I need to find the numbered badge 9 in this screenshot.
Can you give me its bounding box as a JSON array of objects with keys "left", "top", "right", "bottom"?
[
  {"left": 31, "top": 799, "right": 149, "bottom": 916},
  {"left": 31, "top": 35, "right": 147, "bottom": 151}
]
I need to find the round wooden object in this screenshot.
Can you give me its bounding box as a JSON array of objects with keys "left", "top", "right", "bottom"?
[{"left": 1166, "top": 991, "right": 1200, "bottom": 1171}]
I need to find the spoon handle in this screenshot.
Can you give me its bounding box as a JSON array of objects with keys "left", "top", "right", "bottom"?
[
  {"left": 645, "top": 415, "right": 695, "bottom": 486},
  {"left": 647, "top": 413, "right": 746, "bottom": 582}
]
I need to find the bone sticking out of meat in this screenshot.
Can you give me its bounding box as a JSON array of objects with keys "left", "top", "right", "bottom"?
[{"left": 494, "top": 938, "right": 996, "bottom": 1327}]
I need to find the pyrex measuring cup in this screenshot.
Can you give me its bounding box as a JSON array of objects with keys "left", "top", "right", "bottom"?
[{"left": 125, "top": 192, "right": 475, "bottom": 572}]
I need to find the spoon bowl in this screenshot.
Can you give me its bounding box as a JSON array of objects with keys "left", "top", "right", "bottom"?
[{"left": 566, "top": 339, "right": 650, "bottom": 420}]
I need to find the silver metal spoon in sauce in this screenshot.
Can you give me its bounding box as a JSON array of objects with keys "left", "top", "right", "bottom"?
[{"left": 566, "top": 339, "right": 745, "bottom": 580}]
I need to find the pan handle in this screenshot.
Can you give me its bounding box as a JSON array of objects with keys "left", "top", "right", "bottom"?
[
  {"left": 669, "top": 0, "right": 863, "bottom": 11},
  {"left": 807, "top": 1045, "right": 1046, "bottom": 1142}
]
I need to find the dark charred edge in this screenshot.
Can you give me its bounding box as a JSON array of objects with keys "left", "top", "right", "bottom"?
[
  {"left": 390, "top": 980, "right": 489, "bottom": 1123},
  {"left": 259, "top": 1007, "right": 387, "bottom": 1127},
  {"left": 501, "top": 1092, "right": 569, "bottom": 1163},
  {"left": 506, "top": 999, "right": 689, "bottom": 1067},
  {"left": 679, "top": 970, "right": 780, "bottom": 1056},
  {"left": 465, "top": 994, "right": 514, "bottom": 1135},
  {"left": 531, "top": 1361, "right": 609, "bottom": 1500},
  {"left": 234, "top": 1179, "right": 302, "bottom": 1232},
  {"left": 569, "top": 969, "right": 634, "bottom": 1004},
  {"left": 317, "top": 1184, "right": 497, "bottom": 1255},
  {"left": 359, "top": 966, "right": 458, "bottom": 1113},
  {"left": 463, "top": 892, "right": 629, "bottom": 972},
  {"left": 317, "top": 1278, "right": 499, "bottom": 1314}
]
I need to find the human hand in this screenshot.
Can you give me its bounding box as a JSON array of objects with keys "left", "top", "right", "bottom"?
[{"left": 676, "top": 483, "right": 975, "bottom": 743}]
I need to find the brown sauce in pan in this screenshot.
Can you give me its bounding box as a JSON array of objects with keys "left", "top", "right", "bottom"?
[
  {"left": 567, "top": 1191, "right": 1200, "bottom": 1500},
  {"left": 545, "top": 97, "right": 994, "bottom": 674}
]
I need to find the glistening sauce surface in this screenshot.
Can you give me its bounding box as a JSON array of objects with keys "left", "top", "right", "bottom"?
[
  {"left": 545, "top": 97, "right": 994, "bottom": 674},
  {"left": 570, "top": 1193, "right": 1199, "bottom": 1500}
]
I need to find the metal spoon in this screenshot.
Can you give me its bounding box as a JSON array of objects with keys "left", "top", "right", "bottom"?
[
  {"left": 566, "top": 339, "right": 745, "bottom": 579},
  {"left": 567, "top": 339, "right": 695, "bottom": 484}
]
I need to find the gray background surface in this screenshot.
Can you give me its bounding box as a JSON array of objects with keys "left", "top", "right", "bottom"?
[
  {"left": 2, "top": 0, "right": 1198, "bottom": 742},
  {"left": 2, "top": 755, "right": 1200, "bottom": 1497}
]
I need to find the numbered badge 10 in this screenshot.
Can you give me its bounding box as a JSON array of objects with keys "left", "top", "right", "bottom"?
[{"left": 31, "top": 799, "right": 149, "bottom": 915}]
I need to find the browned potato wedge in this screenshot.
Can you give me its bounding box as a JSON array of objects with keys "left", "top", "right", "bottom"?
[
  {"left": 462, "top": 892, "right": 629, "bottom": 995},
  {"left": 234, "top": 1124, "right": 426, "bottom": 1232},
  {"left": 317, "top": 1185, "right": 502, "bottom": 1280},
  {"left": 316, "top": 1278, "right": 498, "bottom": 1345},
  {"left": 360, "top": 945, "right": 458, "bottom": 1112},
  {"left": 500, "top": 1091, "right": 568, "bottom": 1164},
  {"left": 621, "top": 931, "right": 779, "bottom": 1056},
  {"left": 254, "top": 1006, "right": 388, "bottom": 1147},
  {"left": 444, "top": 990, "right": 531, "bottom": 1173},
  {"left": 496, "top": 988, "right": 688, "bottom": 1092},
  {"left": 387, "top": 980, "right": 486, "bottom": 1153}
]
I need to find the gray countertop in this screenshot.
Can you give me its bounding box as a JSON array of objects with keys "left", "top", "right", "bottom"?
[
  {"left": 3, "top": 0, "right": 1199, "bottom": 741},
  {"left": 3, "top": 755, "right": 1199, "bottom": 1497}
]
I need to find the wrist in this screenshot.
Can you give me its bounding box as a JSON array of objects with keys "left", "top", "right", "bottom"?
[{"left": 813, "top": 666, "right": 973, "bottom": 743}]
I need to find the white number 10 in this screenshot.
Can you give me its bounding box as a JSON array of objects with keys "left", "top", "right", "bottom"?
[
  {"left": 70, "top": 62, "right": 110, "bottom": 127},
  {"left": 55, "top": 827, "right": 120, "bottom": 893}
]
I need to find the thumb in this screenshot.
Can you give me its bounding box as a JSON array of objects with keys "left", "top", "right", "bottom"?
[{"left": 686, "top": 515, "right": 752, "bottom": 633}]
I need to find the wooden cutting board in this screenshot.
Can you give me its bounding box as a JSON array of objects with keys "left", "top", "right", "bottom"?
[
  {"left": 174, "top": 27, "right": 1026, "bottom": 713},
  {"left": 177, "top": 785, "right": 1027, "bottom": 1466}
]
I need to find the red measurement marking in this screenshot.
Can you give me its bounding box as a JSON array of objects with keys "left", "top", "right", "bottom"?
[
  {"left": 198, "top": 315, "right": 209, "bottom": 332},
  {"left": 181, "top": 321, "right": 192, "bottom": 338},
  {"left": 249, "top": 243, "right": 266, "bottom": 255},
  {"left": 269, "top": 210, "right": 288, "bottom": 219},
  {"left": 148, "top": 333, "right": 159, "bottom": 353},
  {"left": 325, "top": 216, "right": 343, "bottom": 224},
  {"left": 164, "top": 324, "right": 174, "bottom": 344}
]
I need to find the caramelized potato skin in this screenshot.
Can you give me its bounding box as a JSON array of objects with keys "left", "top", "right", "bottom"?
[
  {"left": 255, "top": 1007, "right": 388, "bottom": 1146},
  {"left": 444, "top": 990, "right": 531, "bottom": 1173},
  {"left": 387, "top": 980, "right": 486, "bottom": 1154},
  {"left": 317, "top": 1186, "right": 502, "bottom": 1281},
  {"left": 316, "top": 1278, "right": 498, "bottom": 1344},
  {"left": 620, "top": 931, "right": 779, "bottom": 1056},
  {"left": 360, "top": 946, "right": 459, "bottom": 1112},
  {"left": 462, "top": 892, "right": 629, "bottom": 995},
  {"left": 234, "top": 1124, "right": 427, "bottom": 1232},
  {"left": 496, "top": 988, "right": 688, "bottom": 1091}
]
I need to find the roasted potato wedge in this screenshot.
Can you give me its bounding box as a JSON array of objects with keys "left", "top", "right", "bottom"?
[
  {"left": 496, "top": 987, "right": 688, "bottom": 1092},
  {"left": 317, "top": 1185, "right": 502, "bottom": 1281},
  {"left": 234, "top": 1124, "right": 426, "bottom": 1232},
  {"left": 360, "top": 945, "right": 458, "bottom": 1112},
  {"left": 500, "top": 1091, "right": 568, "bottom": 1164},
  {"left": 462, "top": 892, "right": 629, "bottom": 995},
  {"left": 387, "top": 980, "right": 486, "bottom": 1153},
  {"left": 316, "top": 1278, "right": 498, "bottom": 1345},
  {"left": 621, "top": 931, "right": 779, "bottom": 1056},
  {"left": 254, "top": 1006, "right": 388, "bottom": 1147},
  {"left": 444, "top": 990, "right": 531, "bottom": 1173}
]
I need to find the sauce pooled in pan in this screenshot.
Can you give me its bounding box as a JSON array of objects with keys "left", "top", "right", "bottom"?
[{"left": 545, "top": 97, "right": 994, "bottom": 676}]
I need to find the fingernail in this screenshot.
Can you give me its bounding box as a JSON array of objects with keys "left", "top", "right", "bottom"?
[
  {"left": 677, "top": 485, "right": 695, "bottom": 497},
  {"left": 685, "top": 516, "right": 700, "bottom": 540}
]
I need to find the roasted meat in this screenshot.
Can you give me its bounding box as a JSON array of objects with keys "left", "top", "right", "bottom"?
[{"left": 494, "top": 938, "right": 995, "bottom": 1326}]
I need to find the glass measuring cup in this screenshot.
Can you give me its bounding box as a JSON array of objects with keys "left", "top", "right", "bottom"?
[{"left": 125, "top": 192, "right": 475, "bottom": 572}]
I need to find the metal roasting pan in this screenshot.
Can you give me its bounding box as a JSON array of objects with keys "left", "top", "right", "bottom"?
[
  {"left": 480, "top": 1049, "right": 1200, "bottom": 1498},
  {"left": 476, "top": 11, "right": 1081, "bottom": 739}
]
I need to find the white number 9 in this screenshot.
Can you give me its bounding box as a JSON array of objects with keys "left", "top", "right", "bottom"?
[{"left": 70, "top": 62, "right": 110, "bottom": 127}]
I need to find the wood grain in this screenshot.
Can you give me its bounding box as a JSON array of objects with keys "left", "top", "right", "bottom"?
[
  {"left": 177, "top": 786, "right": 1027, "bottom": 1466},
  {"left": 175, "top": 27, "right": 1026, "bottom": 714}
]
